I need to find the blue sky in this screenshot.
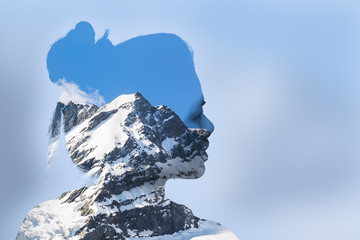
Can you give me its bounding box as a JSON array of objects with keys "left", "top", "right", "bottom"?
[
  {"left": 46, "top": 21, "right": 213, "bottom": 130},
  {"left": 1, "top": 0, "right": 360, "bottom": 239}
]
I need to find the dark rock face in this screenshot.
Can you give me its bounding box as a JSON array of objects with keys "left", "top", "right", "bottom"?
[
  {"left": 62, "top": 102, "right": 99, "bottom": 133},
  {"left": 49, "top": 101, "right": 99, "bottom": 139},
  {"left": 49, "top": 102, "right": 65, "bottom": 139}
]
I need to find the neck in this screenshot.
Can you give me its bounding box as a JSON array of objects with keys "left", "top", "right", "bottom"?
[{"left": 95, "top": 176, "right": 168, "bottom": 212}]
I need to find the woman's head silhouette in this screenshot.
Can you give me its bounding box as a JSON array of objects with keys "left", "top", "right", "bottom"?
[{"left": 18, "top": 21, "right": 238, "bottom": 240}]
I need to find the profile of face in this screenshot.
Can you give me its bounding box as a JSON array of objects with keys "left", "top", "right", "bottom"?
[{"left": 48, "top": 21, "right": 214, "bottom": 182}]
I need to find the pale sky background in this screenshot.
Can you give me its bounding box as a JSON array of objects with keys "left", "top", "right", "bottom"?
[{"left": 1, "top": 1, "right": 360, "bottom": 239}]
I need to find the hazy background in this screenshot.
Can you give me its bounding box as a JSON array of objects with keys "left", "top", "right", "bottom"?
[{"left": 1, "top": 0, "right": 360, "bottom": 239}]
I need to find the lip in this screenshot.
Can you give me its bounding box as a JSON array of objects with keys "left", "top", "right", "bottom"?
[{"left": 201, "top": 150, "right": 209, "bottom": 162}]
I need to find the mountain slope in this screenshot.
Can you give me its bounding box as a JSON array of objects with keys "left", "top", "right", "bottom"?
[{"left": 17, "top": 93, "right": 238, "bottom": 240}]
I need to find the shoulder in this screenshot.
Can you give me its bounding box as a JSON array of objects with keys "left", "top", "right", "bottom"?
[
  {"left": 128, "top": 219, "right": 238, "bottom": 240},
  {"left": 16, "top": 197, "right": 86, "bottom": 240},
  {"left": 189, "top": 219, "right": 239, "bottom": 240}
]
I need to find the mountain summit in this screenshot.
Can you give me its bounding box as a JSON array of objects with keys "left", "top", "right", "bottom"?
[{"left": 17, "top": 93, "right": 238, "bottom": 240}]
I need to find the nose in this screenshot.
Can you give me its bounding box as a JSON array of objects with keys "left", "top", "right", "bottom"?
[{"left": 200, "top": 113, "right": 214, "bottom": 134}]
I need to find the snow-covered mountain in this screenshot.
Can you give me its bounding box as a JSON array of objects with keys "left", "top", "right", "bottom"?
[{"left": 17, "top": 93, "right": 238, "bottom": 240}]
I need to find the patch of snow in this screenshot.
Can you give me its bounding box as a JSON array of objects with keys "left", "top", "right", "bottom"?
[
  {"left": 47, "top": 140, "right": 59, "bottom": 166},
  {"left": 162, "top": 137, "right": 175, "bottom": 152},
  {"left": 127, "top": 220, "right": 238, "bottom": 240},
  {"left": 139, "top": 229, "right": 153, "bottom": 237},
  {"left": 16, "top": 198, "right": 87, "bottom": 240}
]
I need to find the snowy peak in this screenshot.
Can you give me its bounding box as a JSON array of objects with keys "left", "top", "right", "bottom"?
[
  {"left": 61, "top": 92, "right": 208, "bottom": 180},
  {"left": 99, "top": 92, "right": 143, "bottom": 112}
]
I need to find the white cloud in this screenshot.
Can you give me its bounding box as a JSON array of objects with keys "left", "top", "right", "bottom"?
[{"left": 57, "top": 79, "right": 105, "bottom": 106}]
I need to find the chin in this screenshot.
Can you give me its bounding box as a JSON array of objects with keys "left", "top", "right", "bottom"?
[{"left": 179, "top": 156, "right": 207, "bottom": 179}]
